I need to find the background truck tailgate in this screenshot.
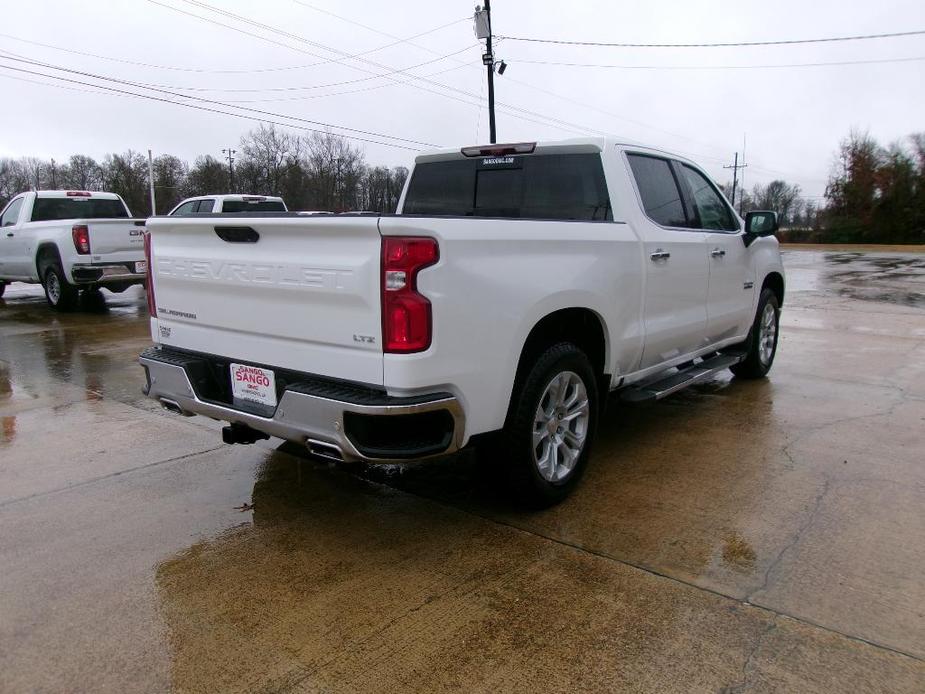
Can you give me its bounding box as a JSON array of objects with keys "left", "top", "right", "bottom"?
[
  {"left": 84, "top": 219, "right": 146, "bottom": 255},
  {"left": 146, "top": 215, "right": 384, "bottom": 386}
]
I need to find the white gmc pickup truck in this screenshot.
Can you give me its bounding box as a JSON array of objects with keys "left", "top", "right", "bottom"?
[
  {"left": 0, "top": 190, "right": 147, "bottom": 309},
  {"left": 140, "top": 138, "right": 784, "bottom": 506}
]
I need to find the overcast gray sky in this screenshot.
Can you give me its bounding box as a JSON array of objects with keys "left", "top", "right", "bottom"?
[{"left": 1, "top": 0, "right": 923, "bottom": 199}]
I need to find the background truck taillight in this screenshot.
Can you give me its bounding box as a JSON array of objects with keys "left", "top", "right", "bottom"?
[
  {"left": 71, "top": 225, "right": 90, "bottom": 254},
  {"left": 143, "top": 231, "right": 156, "bottom": 317},
  {"left": 381, "top": 236, "right": 438, "bottom": 353}
]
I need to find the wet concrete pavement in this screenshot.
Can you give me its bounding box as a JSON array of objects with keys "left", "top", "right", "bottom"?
[{"left": 1, "top": 249, "right": 924, "bottom": 692}]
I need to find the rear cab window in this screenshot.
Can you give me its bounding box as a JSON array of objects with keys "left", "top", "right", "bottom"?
[
  {"left": 221, "top": 200, "right": 286, "bottom": 213},
  {"left": 403, "top": 152, "right": 612, "bottom": 220},
  {"left": 30, "top": 197, "right": 129, "bottom": 222}
]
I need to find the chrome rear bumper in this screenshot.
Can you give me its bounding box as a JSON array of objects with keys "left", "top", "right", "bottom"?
[
  {"left": 71, "top": 263, "right": 146, "bottom": 284},
  {"left": 139, "top": 347, "right": 465, "bottom": 464}
]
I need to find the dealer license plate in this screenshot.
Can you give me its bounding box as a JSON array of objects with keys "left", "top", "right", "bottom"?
[{"left": 230, "top": 363, "right": 277, "bottom": 407}]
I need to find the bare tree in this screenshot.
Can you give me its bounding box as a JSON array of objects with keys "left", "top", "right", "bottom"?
[{"left": 62, "top": 154, "right": 103, "bottom": 191}]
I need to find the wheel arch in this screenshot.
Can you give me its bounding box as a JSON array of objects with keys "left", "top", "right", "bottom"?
[
  {"left": 762, "top": 271, "right": 785, "bottom": 307},
  {"left": 35, "top": 242, "right": 62, "bottom": 278},
  {"left": 510, "top": 307, "right": 610, "bottom": 416}
]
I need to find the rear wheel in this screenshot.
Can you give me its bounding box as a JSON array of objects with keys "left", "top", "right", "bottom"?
[
  {"left": 730, "top": 288, "right": 780, "bottom": 379},
  {"left": 499, "top": 342, "right": 598, "bottom": 507},
  {"left": 0, "top": 281, "right": 6, "bottom": 298},
  {"left": 42, "top": 264, "right": 78, "bottom": 311}
]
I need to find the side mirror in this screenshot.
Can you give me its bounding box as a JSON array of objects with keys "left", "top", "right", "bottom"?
[{"left": 743, "top": 210, "right": 779, "bottom": 247}]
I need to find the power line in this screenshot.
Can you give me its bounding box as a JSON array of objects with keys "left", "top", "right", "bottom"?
[
  {"left": 495, "top": 28, "right": 925, "bottom": 48},
  {"left": 0, "top": 63, "right": 427, "bottom": 152},
  {"left": 0, "top": 59, "right": 437, "bottom": 151},
  {"left": 509, "top": 55, "right": 925, "bottom": 70},
  {"left": 61, "top": 44, "right": 479, "bottom": 94},
  {"left": 0, "top": 19, "right": 468, "bottom": 74},
  {"left": 152, "top": 0, "right": 607, "bottom": 137}
]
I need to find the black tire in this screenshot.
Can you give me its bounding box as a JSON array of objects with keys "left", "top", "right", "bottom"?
[
  {"left": 499, "top": 342, "right": 599, "bottom": 508},
  {"left": 0, "top": 281, "right": 6, "bottom": 298},
  {"left": 730, "top": 288, "right": 780, "bottom": 379},
  {"left": 42, "top": 264, "right": 78, "bottom": 311}
]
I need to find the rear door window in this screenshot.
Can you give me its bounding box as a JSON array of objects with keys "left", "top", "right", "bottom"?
[
  {"left": 626, "top": 154, "right": 688, "bottom": 228},
  {"left": 403, "top": 153, "right": 612, "bottom": 220},
  {"left": 194, "top": 199, "right": 215, "bottom": 213}
]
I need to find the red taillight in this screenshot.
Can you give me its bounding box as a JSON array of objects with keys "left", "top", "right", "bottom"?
[
  {"left": 71, "top": 224, "right": 90, "bottom": 254},
  {"left": 381, "top": 236, "right": 438, "bottom": 353},
  {"left": 144, "top": 231, "right": 156, "bottom": 317}
]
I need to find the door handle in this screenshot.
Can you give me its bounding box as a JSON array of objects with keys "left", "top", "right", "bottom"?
[
  {"left": 5, "top": 232, "right": 12, "bottom": 237},
  {"left": 650, "top": 249, "right": 670, "bottom": 261},
  {"left": 711, "top": 248, "right": 726, "bottom": 258}
]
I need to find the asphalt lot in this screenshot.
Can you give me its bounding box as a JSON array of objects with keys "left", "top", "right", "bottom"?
[{"left": 1, "top": 248, "right": 924, "bottom": 693}]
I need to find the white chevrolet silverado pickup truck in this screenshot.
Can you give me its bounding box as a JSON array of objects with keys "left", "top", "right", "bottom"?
[
  {"left": 168, "top": 194, "right": 288, "bottom": 215},
  {"left": 140, "top": 138, "right": 784, "bottom": 506},
  {"left": 0, "top": 190, "right": 147, "bottom": 309}
]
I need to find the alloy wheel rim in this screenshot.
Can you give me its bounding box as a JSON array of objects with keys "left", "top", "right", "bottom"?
[
  {"left": 46, "top": 272, "right": 60, "bottom": 304},
  {"left": 532, "top": 370, "right": 590, "bottom": 482},
  {"left": 758, "top": 303, "right": 777, "bottom": 365}
]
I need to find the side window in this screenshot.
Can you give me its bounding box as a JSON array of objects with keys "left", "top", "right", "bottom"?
[
  {"left": 194, "top": 199, "right": 215, "bottom": 213},
  {"left": 626, "top": 154, "right": 687, "bottom": 228},
  {"left": 171, "top": 200, "right": 198, "bottom": 215},
  {"left": 1, "top": 197, "right": 24, "bottom": 227},
  {"left": 680, "top": 165, "right": 738, "bottom": 231}
]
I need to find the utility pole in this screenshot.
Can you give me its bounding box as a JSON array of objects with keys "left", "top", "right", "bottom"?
[
  {"left": 147, "top": 149, "right": 156, "bottom": 216},
  {"left": 222, "top": 148, "right": 236, "bottom": 192},
  {"left": 474, "top": 2, "right": 505, "bottom": 144},
  {"left": 723, "top": 152, "right": 747, "bottom": 210}
]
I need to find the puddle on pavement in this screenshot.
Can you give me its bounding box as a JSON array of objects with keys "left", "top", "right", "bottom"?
[{"left": 821, "top": 252, "right": 925, "bottom": 308}]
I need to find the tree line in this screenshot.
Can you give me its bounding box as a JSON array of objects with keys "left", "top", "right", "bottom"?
[
  {"left": 2, "top": 126, "right": 923, "bottom": 243},
  {"left": 0, "top": 126, "right": 408, "bottom": 215},
  {"left": 721, "top": 130, "right": 925, "bottom": 244}
]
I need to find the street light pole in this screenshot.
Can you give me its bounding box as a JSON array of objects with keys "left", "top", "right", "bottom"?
[
  {"left": 475, "top": 2, "right": 501, "bottom": 144},
  {"left": 147, "top": 149, "right": 156, "bottom": 216},
  {"left": 484, "top": 0, "right": 496, "bottom": 144}
]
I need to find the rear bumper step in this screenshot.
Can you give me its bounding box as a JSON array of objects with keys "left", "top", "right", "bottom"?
[
  {"left": 620, "top": 352, "right": 746, "bottom": 403},
  {"left": 139, "top": 347, "right": 465, "bottom": 463}
]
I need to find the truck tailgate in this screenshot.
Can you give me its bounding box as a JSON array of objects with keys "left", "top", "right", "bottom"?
[
  {"left": 82, "top": 219, "right": 146, "bottom": 256},
  {"left": 146, "top": 215, "right": 384, "bottom": 385}
]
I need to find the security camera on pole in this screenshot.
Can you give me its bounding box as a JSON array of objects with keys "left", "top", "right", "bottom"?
[{"left": 474, "top": 1, "right": 507, "bottom": 144}]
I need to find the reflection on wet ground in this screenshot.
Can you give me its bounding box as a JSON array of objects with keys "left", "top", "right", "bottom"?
[
  {"left": 823, "top": 251, "right": 925, "bottom": 308},
  {"left": 1, "top": 249, "right": 924, "bottom": 692}
]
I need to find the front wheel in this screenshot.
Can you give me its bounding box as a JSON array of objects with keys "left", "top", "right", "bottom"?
[
  {"left": 42, "top": 265, "right": 78, "bottom": 311},
  {"left": 730, "top": 288, "right": 780, "bottom": 379},
  {"left": 499, "top": 342, "right": 598, "bottom": 507}
]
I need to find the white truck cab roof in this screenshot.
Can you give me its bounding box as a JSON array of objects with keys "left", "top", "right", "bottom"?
[{"left": 168, "top": 194, "right": 287, "bottom": 215}]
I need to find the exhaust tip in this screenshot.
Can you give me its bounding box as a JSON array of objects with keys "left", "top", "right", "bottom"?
[
  {"left": 307, "top": 439, "right": 344, "bottom": 462},
  {"left": 159, "top": 398, "right": 184, "bottom": 415}
]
